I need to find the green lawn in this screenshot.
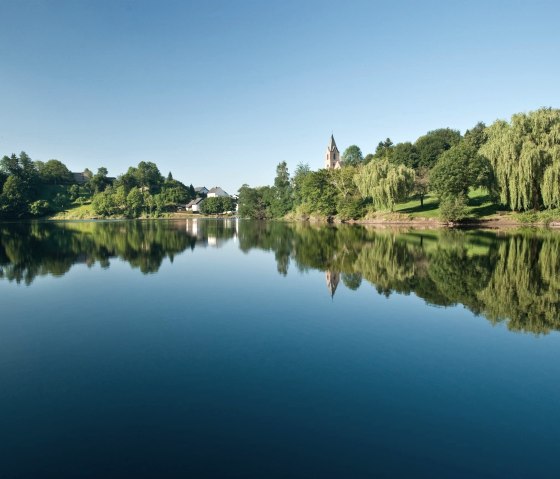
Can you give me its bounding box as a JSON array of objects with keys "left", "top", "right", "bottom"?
[
  {"left": 393, "top": 189, "right": 506, "bottom": 220},
  {"left": 49, "top": 201, "right": 96, "bottom": 220}
]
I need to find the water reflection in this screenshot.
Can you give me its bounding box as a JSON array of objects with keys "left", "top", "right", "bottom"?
[{"left": 1, "top": 219, "right": 560, "bottom": 334}]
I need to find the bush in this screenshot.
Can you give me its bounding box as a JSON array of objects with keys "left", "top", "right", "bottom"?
[
  {"left": 337, "top": 196, "right": 367, "bottom": 221},
  {"left": 440, "top": 194, "right": 468, "bottom": 222},
  {"left": 29, "top": 200, "right": 51, "bottom": 217}
]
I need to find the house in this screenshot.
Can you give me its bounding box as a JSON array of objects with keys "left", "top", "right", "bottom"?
[
  {"left": 72, "top": 172, "right": 90, "bottom": 184},
  {"left": 195, "top": 186, "right": 209, "bottom": 196},
  {"left": 207, "top": 186, "right": 229, "bottom": 198},
  {"left": 325, "top": 134, "right": 343, "bottom": 169},
  {"left": 186, "top": 197, "right": 204, "bottom": 213}
]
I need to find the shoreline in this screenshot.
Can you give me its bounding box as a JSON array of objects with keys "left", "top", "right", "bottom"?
[{"left": 2, "top": 212, "right": 560, "bottom": 230}]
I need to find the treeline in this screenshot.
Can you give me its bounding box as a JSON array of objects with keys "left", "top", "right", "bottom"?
[
  {"left": 0, "top": 154, "right": 196, "bottom": 219},
  {"left": 238, "top": 107, "right": 560, "bottom": 221},
  {"left": 91, "top": 162, "right": 195, "bottom": 217}
]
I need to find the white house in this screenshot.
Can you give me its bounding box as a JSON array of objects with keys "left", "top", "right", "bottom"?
[
  {"left": 207, "top": 187, "right": 229, "bottom": 198},
  {"left": 186, "top": 197, "right": 204, "bottom": 213}
]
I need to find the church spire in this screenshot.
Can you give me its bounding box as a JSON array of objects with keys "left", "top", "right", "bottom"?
[
  {"left": 329, "top": 134, "right": 337, "bottom": 151},
  {"left": 325, "top": 134, "right": 342, "bottom": 169}
]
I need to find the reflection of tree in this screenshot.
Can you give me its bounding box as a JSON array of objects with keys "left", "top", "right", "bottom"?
[
  {"left": 478, "top": 234, "right": 560, "bottom": 334},
  {"left": 0, "top": 221, "right": 196, "bottom": 284},
  {"left": 238, "top": 221, "right": 560, "bottom": 335},
  {"left": 3, "top": 219, "right": 560, "bottom": 334}
]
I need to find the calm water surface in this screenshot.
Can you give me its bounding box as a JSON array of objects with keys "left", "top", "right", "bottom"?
[{"left": 1, "top": 219, "right": 560, "bottom": 478}]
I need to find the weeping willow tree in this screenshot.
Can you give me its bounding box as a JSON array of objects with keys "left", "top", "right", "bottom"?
[
  {"left": 354, "top": 159, "right": 415, "bottom": 211},
  {"left": 480, "top": 108, "right": 560, "bottom": 211}
]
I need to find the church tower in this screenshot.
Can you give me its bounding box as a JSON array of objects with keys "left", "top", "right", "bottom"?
[{"left": 325, "top": 134, "right": 342, "bottom": 169}]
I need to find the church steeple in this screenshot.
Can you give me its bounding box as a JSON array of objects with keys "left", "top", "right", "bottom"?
[
  {"left": 325, "top": 134, "right": 342, "bottom": 169},
  {"left": 326, "top": 270, "right": 340, "bottom": 298}
]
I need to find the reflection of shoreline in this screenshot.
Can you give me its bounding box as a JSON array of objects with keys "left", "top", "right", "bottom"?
[{"left": 2, "top": 220, "right": 560, "bottom": 335}]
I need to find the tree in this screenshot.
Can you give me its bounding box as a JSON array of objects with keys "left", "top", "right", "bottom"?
[
  {"left": 354, "top": 159, "right": 415, "bottom": 211},
  {"left": 481, "top": 108, "right": 560, "bottom": 211},
  {"left": 238, "top": 184, "right": 272, "bottom": 219},
  {"left": 430, "top": 142, "right": 493, "bottom": 199},
  {"left": 414, "top": 166, "right": 430, "bottom": 207},
  {"left": 1, "top": 176, "right": 27, "bottom": 217},
  {"left": 291, "top": 162, "right": 311, "bottom": 206},
  {"left": 415, "top": 128, "right": 461, "bottom": 169},
  {"left": 36, "top": 159, "right": 72, "bottom": 185},
  {"left": 373, "top": 138, "right": 394, "bottom": 160},
  {"left": 390, "top": 142, "right": 420, "bottom": 169},
  {"left": 298, "top": 169, "right": 338, "bottom": 216},
  {"left": 341, "top": 145, "right": 363, "bottom": 166},
  {"left": 200, "top": 196, "right": 233, "bottom": 215},
  {"left": 91, "top": 167, "right": 110, "bottom": 193},
  {"left": 464, "top": 122, "right": 488, "bottom": 150},
  {"left": 135, "top": 161, "right": 163, "bottom": 192},
  {"left": 0, "top": 154, "right": 21, "bottom": 176},
  {"left": 126, "top": 188, "right": 144, "bottom": 217},
  {"left": 270, "top": 161, "right": 292, "bottom": 217}
]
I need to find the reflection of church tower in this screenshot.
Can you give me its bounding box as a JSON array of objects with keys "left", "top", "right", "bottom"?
[
  {"left": 325, "top": 134, "right": 342, "bottom": 169},
  {"left": 326, "top": 270, "right": 340, "bottom": 298}
]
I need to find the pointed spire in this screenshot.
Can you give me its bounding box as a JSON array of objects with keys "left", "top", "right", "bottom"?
[
  {"left": 326, "top": 270, "right": 340, "bottom": 299},
  {"left": 328, "top": 134, "right": 337, "bottom": 151}
]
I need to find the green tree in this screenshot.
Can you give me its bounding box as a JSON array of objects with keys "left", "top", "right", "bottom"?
[
  {"left": 291, "top": 162, "right": 311, "bottom": 206},
  {"left": 200, "top": 197, "right": 224, "bottom": 215},
  {"left": 373, "top": 138, "right": 394, "bottom": 161},
  {"left": 238, "top": 185, "right": 272, "bottom": 219},
  {"left": 481, "top": 108, "right": 560, "bottom": 211},
  {"left": 126, "top": 188, "right": 144, "bottom": 217},
  {"left": 430, "top": 142, "right": 493, "bottom": 199},
  {"left": 464, "top": 121, "right": 488, "bottom": 150},
  {"left": 341, "top": 145, "right": 363, "bottom": 166},
  {"left": 354, "top": 159, "right": 415, "bottom": 211},
  {"left": 36, "top": 159, "right": 72, "bottom": 184},
  {"left": 91, "top": 167, "right": 111, "bottom": 193},
  {"left": 270, "top": 161, "right": 292, "bottom": 217},
  {"left": 135, "top": 161, "right": 163, "bottom": 192},
  {"left": 415, "top": 128, "right": 461, "bottom": 169},
  {"left": 414, "top": 166, "right": 430, "bottom": 207},
  {"left": 299, "top": 169, "right": 338, "bottom": 216},
  {"left": 1, "top": 176, "right": 28, "bottom": 217},
  {"left": 390, "top": 142, "right": 420, "bottom": 169}
]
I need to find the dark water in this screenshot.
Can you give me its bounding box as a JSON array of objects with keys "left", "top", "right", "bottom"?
[{"left": 1, "top": 219, "right": 560, "bottom": 478}]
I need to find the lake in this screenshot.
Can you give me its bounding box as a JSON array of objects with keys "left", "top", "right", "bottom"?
[{"left": 1, "top": 219, "right": 560, "bottom": 478}]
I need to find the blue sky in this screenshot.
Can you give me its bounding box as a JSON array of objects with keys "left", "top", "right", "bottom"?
[{"left": 1, "top": 0, "right": 559, "bottom": 193}]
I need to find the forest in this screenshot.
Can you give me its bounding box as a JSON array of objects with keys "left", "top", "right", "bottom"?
[{"left": 238, "top": 108, "right": 560, "bottom": 222}]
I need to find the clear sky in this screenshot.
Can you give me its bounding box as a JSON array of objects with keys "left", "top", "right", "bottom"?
[{"left": 1, "top": 0, "right": 559, "bottom": 193}]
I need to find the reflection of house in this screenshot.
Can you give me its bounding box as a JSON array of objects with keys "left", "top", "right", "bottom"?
[
  {"left": 207, "top": 187, "right": 229, "bottom": 198},
  {"left": 186, "top": 197, "right": 204, "bottom": 212},
  {"left": 325, "top": 135, "right": 342, "bottom": 169},
  {"left": 326, "top": 270, "right": 340, "bottom": 298}
]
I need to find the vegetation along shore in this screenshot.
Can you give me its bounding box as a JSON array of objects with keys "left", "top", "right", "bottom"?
[{"left": 1, "top": 107, "right": 560, "bottom": 226}]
